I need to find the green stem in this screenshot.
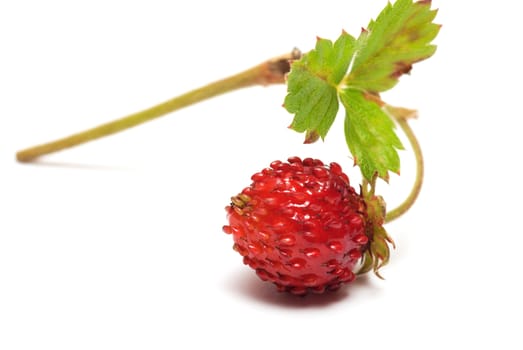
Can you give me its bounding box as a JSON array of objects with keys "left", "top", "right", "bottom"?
[
  {"left": 16, "top": 50, "right": 301, "bottom": 162},
  {"left": 385, "top": 117, "right": 424, "bottom": 223},
  {"left": 361, "top": 172, "right": 377, "bottom": 199}
]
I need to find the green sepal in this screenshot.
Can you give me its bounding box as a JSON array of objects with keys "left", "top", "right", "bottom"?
[
  {"left": 357, "top": 195, "right": 395, "bottom": 278},
  {"left": 357, "top": 250, "right": 374, "bottom": 276}
]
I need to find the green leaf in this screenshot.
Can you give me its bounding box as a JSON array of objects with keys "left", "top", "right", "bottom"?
[
  {"left": 284, "top": 65, "right": 339, "bottom": 141},
  {"left": 306, "top": 32, "right": 357, "bottom": 86},
  {"left": 347, "top": 0, "right": 440, "bottom": 92},
  {"left": 284, "top": 33, "right": 356, "bottom": 141},
  {"left": 283, "top": 0, "right": 439, "bottom": 182},
  {"left": 341, "top": 89, "right": 403, "bottom": 181}
]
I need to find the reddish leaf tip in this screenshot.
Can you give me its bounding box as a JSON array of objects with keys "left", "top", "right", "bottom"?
[
  {"left": 391, "top": 62, "right": 413, "bottom": 79},
  {"left": 304, "top": 130, "right": 320, "bottom": 144}
]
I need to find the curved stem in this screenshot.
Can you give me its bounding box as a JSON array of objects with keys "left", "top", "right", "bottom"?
[
  {"left": 385, "top": 117, "right": 424, "bottom": 223},
  {"left": 16, "top": 49, "right": 301, "bottom": 162}
]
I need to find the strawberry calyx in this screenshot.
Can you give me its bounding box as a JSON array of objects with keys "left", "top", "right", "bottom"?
[{"left": 358, "top": 194, "right": 395, "bottom": 278}]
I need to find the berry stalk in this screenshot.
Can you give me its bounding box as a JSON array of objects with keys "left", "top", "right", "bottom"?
[
  {"left": 16, "top": 49, "right": 301, "bottom": 163},
  {"left": 385, "top": 112, "right": 424, "bottom": 223}
]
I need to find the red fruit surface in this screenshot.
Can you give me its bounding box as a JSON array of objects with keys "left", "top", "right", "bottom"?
[{"left": 223, "top": 157, "right": 368, "bottom": 295}]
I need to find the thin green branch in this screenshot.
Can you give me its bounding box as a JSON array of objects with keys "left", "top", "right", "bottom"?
[
  {"left": 16, "top": 50, "right": 301, "bottom": 162},
  {"left": 385, "top": 116, "right": 424, "bottom": 223}
]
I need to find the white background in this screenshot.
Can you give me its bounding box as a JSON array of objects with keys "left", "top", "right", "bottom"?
[{"left": 1, "top": 1, "right": 522, "bottom": 349}]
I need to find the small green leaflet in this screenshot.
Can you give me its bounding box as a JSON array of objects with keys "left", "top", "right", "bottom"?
[
  {"left": 284, "top": 33, "right": 356, "bottom": 141},
  {"left": 347, "top": 0, "right": 440, "bottom": 92},
  {"left": 283, "top": 0, "right": 439, "bottom": 181},
  {"left": 341, "top": 90, "right": 403, "bottom": 181}
]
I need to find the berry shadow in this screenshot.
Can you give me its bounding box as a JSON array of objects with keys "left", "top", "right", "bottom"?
[{"left": 225, "top": 268, "right": 377, "bottom": 308}]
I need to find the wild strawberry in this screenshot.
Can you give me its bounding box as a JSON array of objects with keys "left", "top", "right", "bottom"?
[
  {"left": 223, "top": 157, "right": 393, "bottom": 296},
  {"left": 13, "top": 1, "right": 432, "bottom": 300}
]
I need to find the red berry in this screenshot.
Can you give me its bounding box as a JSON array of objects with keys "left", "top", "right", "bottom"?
[{"left": 223, "top": 157, "right": 368, "bottom": 295}]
